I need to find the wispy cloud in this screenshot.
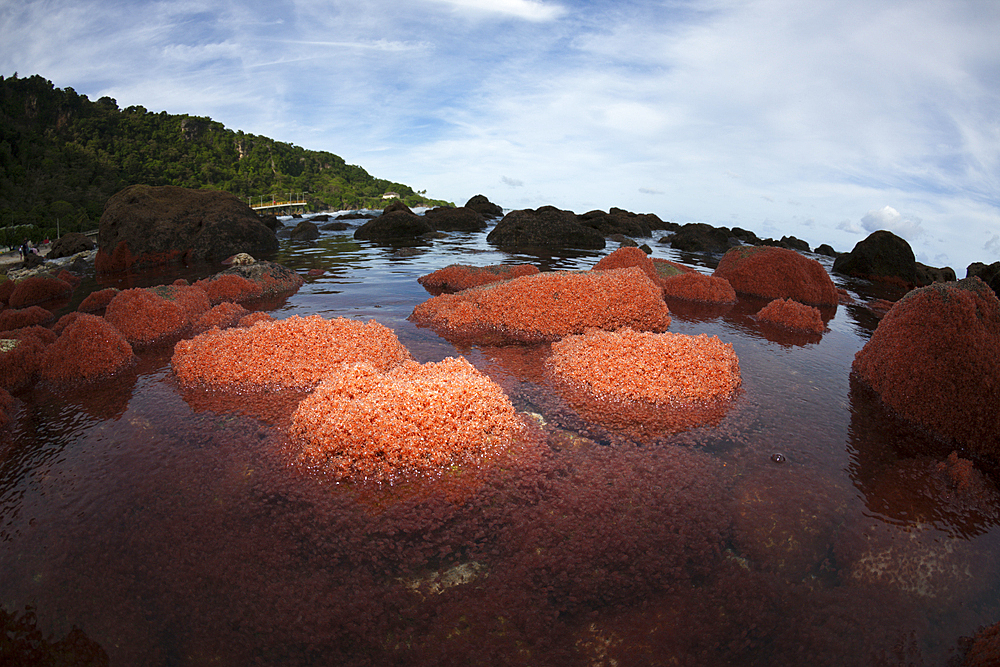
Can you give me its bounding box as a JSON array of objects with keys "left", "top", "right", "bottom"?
[
  {"left": 2, "top": 0, "right": 998, "bottom": 271},
  {"left": 861, "top": 206, "right": 924, "bottom": 239}
]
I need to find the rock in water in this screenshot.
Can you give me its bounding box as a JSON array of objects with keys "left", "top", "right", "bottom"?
[{"left": 95, "top": 185, "right": 278, "bottom": 273}]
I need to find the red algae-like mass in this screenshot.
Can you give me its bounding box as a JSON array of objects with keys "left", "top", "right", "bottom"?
[
  {"left": 291, "top": 357, "right": 524, "bottom": 483},
  {"left": 652, "top": 257, "right": 695, "bottom": 278},
  {"left": 0, "top": 306, "right": 54, "bottom": 330},
  {"left": 418, "top": 263, "right": 539, "bottom": 293},
  {"left": 194, "top": 274, "right": 263, "bottom": 304},
  {"left": 104, "top": 288, "right": 189, "bottom": 347},
  {"left": 714, "top": 245, "right": 839, "bottom": 306},
  {"left": 238, "top": 312, "right": 272, "bottom": 327},
  {"left": 661, "top": 271, "right": 737, "bottom": 304},
  {"left": 853, "top": 278, "right": 1000, "bottom": 459},
  {"left": 0, "top": 386, "right": 13, "bottom": 427},
  {"left": 756, "top": 298, "right": 825, "bottom": 334},
  {"left": 7, "top": 275, "right": 74, "bottom": 308},
  {"left": 147, "top": 284, "right": 212, "bottom": 323},
  {"left": 547, "top": 327, "right": 741, "bottom": 406},
  {"left": 411, "top": 267, "right": 671, "bottom": 343},
  {"left": 77, "top": 288, "right": 120, "bottom": 313},
  {"left": 191, "top": 302, "right": 249, "bottom": 335},
  {"left": 171, "top": 314, "right": 412, "bottom": 391},
  {"left": 40, "top": 313, "right": 135, "bottom": 385}
]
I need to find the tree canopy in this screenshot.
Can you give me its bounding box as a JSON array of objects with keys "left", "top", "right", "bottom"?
[{"left": 0, "top": 74, "right": 451, "bottom": 245}]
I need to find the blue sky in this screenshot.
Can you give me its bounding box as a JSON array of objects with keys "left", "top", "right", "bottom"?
[{"left": 2, "top": 0, "right": 999, "bottom": 271}]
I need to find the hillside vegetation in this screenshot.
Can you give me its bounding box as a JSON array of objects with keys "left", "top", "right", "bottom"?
[{"left": 0, "top": 74, "right": 451, "bottom": 246}]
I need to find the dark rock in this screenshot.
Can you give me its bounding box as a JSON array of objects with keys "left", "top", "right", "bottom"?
[
  {"left": 21, "top": 252, "right": 45, "bottom": 269},
  {"left": 579, "top": 208, "right": 653, "bottom": 237},
  {"left": 289, "top": 220, "right": 320, "bottom": 241},
  {"left": 667, "top": 223, "right": 732, "bottom": 253},
  {"left": 780, "top": 235, "right": 810, "bottom": 253},
  {"left": 322, "top": 221, "right": 351, "bottom": 231},
  {"left": 47, "top": 232, "right": 95, "bottom": 259},
  {"left": 832, "top": 230, "right": 918, "bottom": 286},
  {"left": 731, "top": 227, "right": 759, "bottom": 244},
  {"left": 609, "top": 234, "right": 638, "bottom": 247},
  {"left": 354, "top": 211, "right": 435, "bottom": 241},
  {"left": 486, "top": 206, "right": 605, "bottom": 250},
  {"left": 424, "top": 206, "right": 486, "bottom": 231},
  {"left": 338, "top": 211, "right": 377, "bottom": 220},
  {"left": 814, "top": 244, "right": 838, "bottom": 257},
  {"left": 967, "top": 262, "right": 1000, "bottom": 298},
  {"left": 258, "top": 214, "right": 281, "bottom": 231},
  {"left": 382, "top": 200, "right": 415, "bottom": 216},
  {"left": 311, "top": 214, "right": 331, "bottom": 222},
  {"left": 95, "top": 185, "right": 278, "bottom": 274},
  {"left": 915, "top": 262, "right": 956, "bottom": 287},
  {"left": 464, "top": 194, "right": 504, "bottom": 218}
]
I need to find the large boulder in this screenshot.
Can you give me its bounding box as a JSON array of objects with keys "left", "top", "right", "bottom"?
[
  {"left": 354, "top": 210, "right": 435, "bottom": 241},
  {"left": 289, "top": 220, "right": 320, "bottom": 241},
  {"left": 464, "top": 194, "right": 504, "bottom": 218},
  {"left": 424, "top": 206, "right": 486, "bottom": 231},
  {"left": 486, "top": 206, "right": 605, "bottom": 250},
  {"left": 915, "top": 262, "right": 957, "bottom": 286},
  {"left": 832, "top": 230, "right": 917, "bottom": 286},
  {"left": 714, "top": 245, "right": 839, "bottom": 306},
  {"left": 665, "top": 223, "right": 734, "bottom": 254},
  {"left": 46, "top": 232, "right": 95, "bottom": 259},
  {"left": 852, "top": 278, "right": 1000, "bottom": 461},
  {"left": 967, "top": 261, "right": 1000, "bottom": 298},
  {"left": 95, "top": 185, "right": 278, "bottom": 273},
  {"left": 579, "top": 209, "right": 659, "bottom": 238}
]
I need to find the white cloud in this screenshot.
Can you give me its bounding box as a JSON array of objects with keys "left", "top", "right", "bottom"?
[
  {"left": 861, "top": 206, "right": 924, "bottom": 240},
  {"left": 986, "top": 234, "right": 1000, "bottom": 256},
  {"left": 502, "top": 176, "right": 524, "bottom": 187},
  {"left": 837, "top": 220, "right": 862, "bottom": 234},
  {"left": 423, "top": 0, "right": 566, "bottom": 21}
]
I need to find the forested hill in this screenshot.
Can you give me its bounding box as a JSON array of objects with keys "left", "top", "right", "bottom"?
[{"left": 0, "top": 74, "right": 451, "bottom": 243}]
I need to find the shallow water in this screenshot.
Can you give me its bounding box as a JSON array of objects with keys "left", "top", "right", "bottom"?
[{"left": 1, "top": 217, "right": 997, "bottom": 666}]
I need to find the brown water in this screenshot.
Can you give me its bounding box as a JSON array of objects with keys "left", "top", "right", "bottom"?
[{"left": 1, "top": 220, "right": 997, "bottom": 666}]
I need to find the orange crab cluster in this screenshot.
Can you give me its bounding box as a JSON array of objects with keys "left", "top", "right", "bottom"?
[
  {"left": 714, "top": 246, "right": 839, "bottom": 306},
  {"left": 547, "top": 327, "right": 741, "bottom": 406},
  {"left": 852, "top": 278, "right": 1000, "bottom": 459},
  {"left": 7, "top": 275, "right": 74, "bottom": 308},
  {"left": 172, "top": 314, "right": 412, "bottom": 391},
  {"left": 661, "top": 271, "right": 737, "bottom": 304},
  {"left": 0, "top": 306, "right": 54, "bottom": 330},
  {"left": 418, "top": 263, "right": 539, "bottom": 293},
  {"left": 191, "top": 302, "right": 250, "bottom": 335},
  {"left": 756, "top": 298, "right": 825, "bottom": 333},
  {"left": 104, "top": 288, "right": 193, "bottom": 348},
  {"left": 194, "top": 274, "right": 264, "bottom": 304},
  {"left": 39, "top": 314, "right": 135, "bottom": 384},
  {"left": 411, "top": 267, "right": 672, "bottom": 343},
  {"left": 77, "top": 288, "right": 120, "bottom": 313},
  {"left": 0, "top": 326, "right": 57, "bottom": 392},
  {"left": 593, "top": 247, "right": 659, "bottom": 281},
  {"left": 291, "top": 357, "right": 524, "bottom": 483}
]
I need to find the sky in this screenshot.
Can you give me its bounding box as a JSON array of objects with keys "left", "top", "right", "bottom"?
[{"left": 2, "top": 0, "right": 999, "bottom": 271}]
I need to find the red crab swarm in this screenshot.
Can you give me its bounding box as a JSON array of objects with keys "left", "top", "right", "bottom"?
[
  {"left": 756, "top": 298, "right": 825, "bottom": 333},
  {"left": 417, "top": 263, "right": 540, "bottom": 292},
  {"left": 714, "top": 246, "right": 839, "bottom": 306},
  {"left": 411, "top": 267, "right": 672, "bottom": 343},
  {"left": 291, "top": 357, "right": 524, "bottom": 483},
  {"left": 547, "top": 327, "right": 741, "bottom": 406},
  {"left": 172, "top": 314, "right": 412, "bottom": 391},
  {"left": 40, "top": 313, "right": 135, "bottom": 385},
  {"left": 852, "top": 278, "right": 1000, "bottom": 459}
]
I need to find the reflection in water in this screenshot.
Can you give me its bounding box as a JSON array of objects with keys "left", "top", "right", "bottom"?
[{"left": 1, "top": 216, "right": 998, "bottom": 665}]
